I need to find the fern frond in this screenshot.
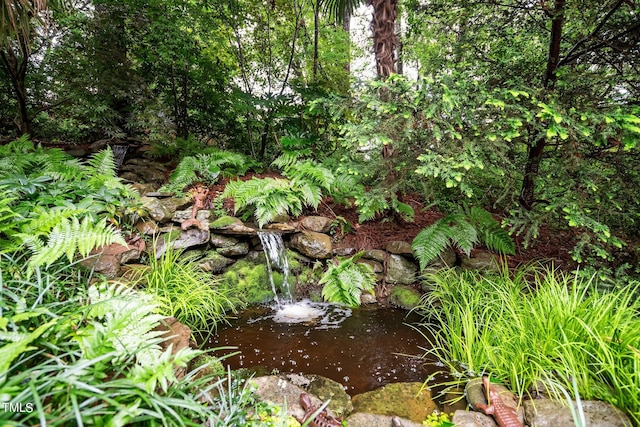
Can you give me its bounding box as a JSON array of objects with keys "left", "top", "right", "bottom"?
[
  {"left": 355, "top": 191, "right": 389, "bottom": 223},
  {"left": 272, "top": 150, "right": 303, "bottom": 170},
  {"left": 412, "top": 217, "right": 457, "bottom": 270},
  {"left": 25, "top": 216, "right": 125, "bottom": 271},
  {"left": 283, "top": 161, "right": 335, "bottom": 191},
  {"left": 481, "top": 223, "right": 515, "bottom": 255},
  {"left": 320, "top": 255, "right": 376, "bottom": 307},
  {"left": 446, "top": 216, "right": 478, "bottom": 257},
  {"left": 44, "top": 158, "right": 85, "bottom": 182},
  {"left": 391, "top": 198, "right": 415, "bottom": 222},
  {"left": 467, "top": 206, "right": 515, "bottom": 255},
  {"left": 87, "top": 147, "right": 118, "bottom": 177},
  {"left": 331, "top": 172, "right": 362, "bottom": 198},
  {"left": 203, "top": 148, "right": 254, "bottom": 176},
  {"left": 297, "top": 181, "right": 323, "bottom": 209}
]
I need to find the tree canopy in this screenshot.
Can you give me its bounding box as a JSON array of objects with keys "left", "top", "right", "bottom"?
[{"left": 1, "top": 0, "right": 639, "bottom": 278}]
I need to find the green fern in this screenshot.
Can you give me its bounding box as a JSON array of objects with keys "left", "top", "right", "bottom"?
[
  {"left": 412, "top": 217, "right": 459, "bottom": 270},
  {"left": 223, "top": 172, "right": 328, "bottom": 227},
  {"left": 282, "top": 161, "right": 335, "bottom": 191},
  {"left": 320, "top": 253, "right": 376, "bottom": 307},
  {"left": 161, "top": 149, "right": 254, "bottom": 195},
  {"left": 86, "top": 146, "right": 118, "bottom": 177},
  {"left": 20, "top": 216, "right": 125, "bottom": 271},
  {"left": 412, "top": 207, "right": 515, "bottom": 270},
  {"left": 355, "top": 190, "right": 389, "bottom": 222}
]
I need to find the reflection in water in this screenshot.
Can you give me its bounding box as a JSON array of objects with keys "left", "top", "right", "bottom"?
[{"left": 207, "top": 303, "right": 433, "bottom": 395}]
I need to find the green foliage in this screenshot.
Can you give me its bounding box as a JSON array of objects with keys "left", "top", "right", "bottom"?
[
  {"left": 0, "top": 139, "right": 139, "bottom": 272},
  {"left": 223, "top": 162, "right": 332, "bottom": 227},
  {"left": 130, "top": 244, "right": 241, "bottom": 334},
  {"left": 320, "top": 253, "right": 376, "bottom": 307},
  {"left": 0, "top": 260, "right": 233, "bottom": 426},
  {"left": 422, "top": 412, "right": 454, "bottom": 427},
  {"left": 412, "top": 206, "right": 514, "bottom": 270},
  {"left": 159, "top": 147, "right": 258, "bottom": 195},
  {"left": 416, "top": 266, "right": 640, "bottom": 423}
]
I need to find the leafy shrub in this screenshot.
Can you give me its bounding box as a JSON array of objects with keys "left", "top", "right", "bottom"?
[
  {"left": 416, "top": 266, "right": 640, "bottom": 423},
  {"left": 320, "top": 253, "right": 376, "bottom": 307},
  {"left": 159, "top": 147, "right": 257, "bottom": 195},
  {"left": 220, "top": 173, "right": 322, "bottom": 227},
  {"left": 412, "top": 206, "right": 514, "bottom": 270},
  {"left": 0, "top": 267, "right": 228, "bottom": 426},
  {"left": 0, "top": 137, "right": 138, "bottom": 272}
]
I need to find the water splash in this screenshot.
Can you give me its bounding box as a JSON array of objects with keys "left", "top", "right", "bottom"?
[{"left": 257, "top": 231, "right": 293, "bottom": 307}]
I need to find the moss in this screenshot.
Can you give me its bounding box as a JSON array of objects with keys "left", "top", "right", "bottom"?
[
  {"left": 191, "top": 354, "right": 225, "bottom": 377},
  {"left": 210, "top": 215, "right": 241, "bottom": 229},
  {"left": 389, "top": 285, "right": 422, "bottom": 310},
  {"left": 222, "top": 260, "right": 279, "bottom": 305}
]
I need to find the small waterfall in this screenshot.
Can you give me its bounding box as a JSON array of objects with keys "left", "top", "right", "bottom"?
[
  {"left": 111, "top": 144, "right": 129, "bottom": 171},
  {"left": 257, "top": 231, "right": 294, "bottom": 307}
]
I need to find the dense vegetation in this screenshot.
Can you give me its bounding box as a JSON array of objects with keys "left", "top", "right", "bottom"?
[{"left": 1, "top": 0, "right": 639, "bottom": 424}]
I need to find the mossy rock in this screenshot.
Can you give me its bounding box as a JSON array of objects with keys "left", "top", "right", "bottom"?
[
  {"left": 388, "top": 285, "right": 422, "bottom": 310},
  {"left": 222, "top": 260, "right": 281, "bottom": 305},
  {"left": 191, "top": 354, "right": 225, "bottom": 378},
  {"left": 210, "top": 215, "right": 242, "bottom": 229},
  {"left": 351, "top": 382, "right": 438, "bottom": 423},
  {"left": 295, "top": 266, "right": 324, "bottom": 301}
]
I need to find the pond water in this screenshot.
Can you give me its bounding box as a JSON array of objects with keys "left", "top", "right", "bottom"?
[{"left": 205, "top": 301, "right": 436, "bottom": 395}]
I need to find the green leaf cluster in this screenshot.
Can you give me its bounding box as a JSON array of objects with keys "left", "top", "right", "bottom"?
[
  {"left": 412, "top": 206, "right": 514, "bottom": 270},
  {"left": 319, "top": 253, "right": 376, "bottom": 307},
  {"left": 0, "top": 138, "right": 139, "bottom": 272}
]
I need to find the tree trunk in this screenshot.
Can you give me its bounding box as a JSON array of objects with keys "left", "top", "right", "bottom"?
[
  {"left": 343, "top": 7, "right": 351, "bottom": 74},
  {"left": 313, "top": 0, "right": 320, "bottom": 81},
  {"left": 368, "top": 0, "right": 398, "bottom": 79},
  {"left": 519, "top": 0, "right": 565, "bottom": 210},
  {"left": 0, "top": 38, "right": 31, "bottom": 135}
]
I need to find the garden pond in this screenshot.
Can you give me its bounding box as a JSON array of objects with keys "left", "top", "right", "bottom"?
[{"left": 206, "top": 302, "right": 436, "bottom": 395}]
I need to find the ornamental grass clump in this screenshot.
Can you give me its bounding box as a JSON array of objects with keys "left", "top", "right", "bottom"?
[
  {"left": 130, "top": 244, "right": 242, "bottom": 334},
  {"left": 416, "top": 265, "right": 640, "bottom": 423}
]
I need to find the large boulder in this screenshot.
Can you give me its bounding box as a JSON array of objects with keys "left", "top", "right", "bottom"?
[
  {"left": 452, "top": 410, "right": 497, "bottom": 427},
  {"left": 289, "top": 231, "right": 333, "bottom": 259},
  {"left": 80, "top": 241, "right": 145, "bottom": 279},
  {"left": 385, "top": 241, "right": 413, "bottom": 255},
  {"left": 386, "top": 255, "right": 418, "bottom": 285},
  {"left": 210, "top": 216, "right": 257, "bottom": 236},
  {"left": 351, "top": 382, "right": 438, "bottom": 423},
  {"left": 154, "top": 229, "right": 209, "bottom": 258},
  {"left": 282, "top": 373, "right": 353, "bottom": 418},
  {"left": 460, "top": 250, "right": 500, "bottom": 273},
  {"left": 141, "top": 196, "right": 190, "bottom": 223},
  {"left": 301, "top": 216, "right": 333, "bottom": 233},
  {"left": 388, "top": 285, "right": 422, "bottom": 310},
  {"left": 345, "top": 413, "right": 423, "bottom": 427},
  {"left": 523, "top": 398, "right": 632, "bottom": 427},
  {"left": 198, "top": 251, "right": 235, "bottom": 273},
  {"left": 153, "top": 317, "right": 192, "bottom": 379}
]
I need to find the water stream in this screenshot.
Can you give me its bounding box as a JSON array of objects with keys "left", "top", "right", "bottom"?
[
  {"left": 111, "top": 144, "right": 128, "bottom": 171},
  {"left": 257, "top": 231, "right": 293, "bottom": 307}
]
